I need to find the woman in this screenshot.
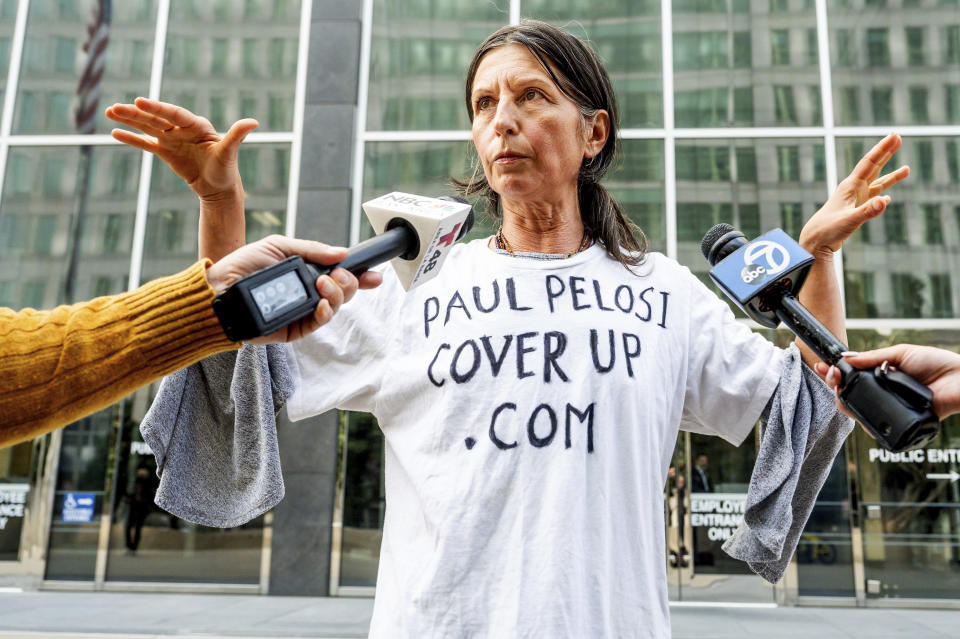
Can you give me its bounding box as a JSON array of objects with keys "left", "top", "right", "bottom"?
[{"left": 110, "top": 21, "right": 906, "bottom": 638}]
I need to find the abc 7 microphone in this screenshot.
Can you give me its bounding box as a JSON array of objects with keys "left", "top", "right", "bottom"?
[
  {"left": 701, "top": 223, "right": 939, "bottom": 453},
  {"left": 212, "top": 193, "right": 474, "bottom": 342}
]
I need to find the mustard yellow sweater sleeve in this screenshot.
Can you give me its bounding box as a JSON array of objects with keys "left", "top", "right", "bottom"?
[{"left": 0, "top": 260, "right": 239, "bottom": 447}]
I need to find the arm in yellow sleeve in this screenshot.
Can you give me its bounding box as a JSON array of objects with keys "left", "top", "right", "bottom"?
[{"left": 0, "top": 260, "right": 237, "bottom": 446}]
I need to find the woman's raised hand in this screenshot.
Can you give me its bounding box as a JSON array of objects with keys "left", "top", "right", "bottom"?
[
  {"left": 106, "top": 98, "right": 257, "bottom": 200},
  {"left": 799, "top": 133, "right": 909, "bottom": 256},
  {"left": 105, "top": 98, "right": 258, "bottom": 262}
]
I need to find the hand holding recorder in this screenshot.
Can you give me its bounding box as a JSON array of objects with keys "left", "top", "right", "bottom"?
[{"left": 701, "top": 225, "right": 939, "bottom": 452}]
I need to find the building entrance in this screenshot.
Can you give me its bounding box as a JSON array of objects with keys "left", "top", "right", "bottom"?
[
  {"left": 42, "top": 386, "right": 266, "bottom": 588},
  {"left": 853, "top": 415, "right": 960, "bottom": 601},
  {"left": 665, "top": 431, "right": 774, "bottom": 603}
]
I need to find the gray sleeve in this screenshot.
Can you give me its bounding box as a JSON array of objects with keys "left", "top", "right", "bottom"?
[
  {"left": 139, "top": 344, "right": 295, "bottom": 528},
  {"left": 721, "top": 344, "right": 854, "bottom": 583}
]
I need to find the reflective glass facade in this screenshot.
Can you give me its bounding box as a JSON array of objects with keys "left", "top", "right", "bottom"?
[{"left": 0, "top": 0, "right": 300, "bottom": 587}]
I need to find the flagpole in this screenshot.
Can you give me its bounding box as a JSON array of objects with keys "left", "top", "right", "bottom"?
[{"left": 63, "top": 0, "right": 111, "bottom": 304}]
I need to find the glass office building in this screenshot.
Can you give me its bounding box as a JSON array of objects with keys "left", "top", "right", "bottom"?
[{"left": 1, "top": 0, "right": 959, "bottom": 607}]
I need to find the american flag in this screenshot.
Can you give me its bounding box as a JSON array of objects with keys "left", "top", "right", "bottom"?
[{"left": 74, "top": 0, "right": 111, "bottom": 134}]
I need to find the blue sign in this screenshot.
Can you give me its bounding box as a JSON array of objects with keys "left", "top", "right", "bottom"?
[
  {"left": 62, "top": 492, "right": 96, "bottom": 523},
  {"left": 709, "top": 228, "right": 814, "bottom": 305}
]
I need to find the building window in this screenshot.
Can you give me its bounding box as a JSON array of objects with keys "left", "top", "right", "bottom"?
[
  {"left": 845, "top": 271, "right": 877, "bottom": 317},
  {"left": 210, "top": 95, "right": 226, "bottom": 129},
  {"left": 47, "top": 93, "right": 72, "bottom": 131},
  {"left": 884, "top": 203, "right": 907, "bottom": 244},
  {"left": 674, "top": 32, "right": 728, "bottom": 71},
  {"left": 948, "top": 141, "right": 960, "bottom": 182},
  {"left": 871, "top": 87, "right": 893, "bottom": 124},
  {"left": 774, "top": 86, "right": 797, "bottom": 124},
  {"left": 947, "top": 85, "right": 960, "bottom": 122},
  {"left": 866, "top": 28, "right": 890, "bottom": 67},
  {"left": 31, "top": 215, "right": 56, "bottom": 255},
  {"left": 931, "top": 274, "right": 953, "bottom": 318},
  {"left": 676, "top": 145, "right": 730, "bottom": 182},
  {"left": 103, "top": 214, "right": 124, "bottom": 254},
  {"left": 924, "top": 204, "right": 943, "bottom": 244},
  {"left": 739, "top": 203, "right": 760, "bottom": 238},
  {"left": 212, "top": 39, "right": 228, "bottom": 75},
  {"left": 839, "top": 86, "right": 859, "bottom": 123},
  {"left": 946, "top": 26, "right": 960, "bottom": 64},
  {"left": 771, "top": 29, "right": 790, "bottom": 66},
  {"left": 809, "top": 85, "right": 822, "bottom": 125},
  {"left": 777, "top": 146, "right": 800, "bottom": 182},
  {"left": 92, "top": 276, "right": 113, "bottom": 298},
  {"left": 42, "top": 157, "right": 65, "bottom": 196},
  {"left": 22, "top": 282, "right": 46, "bottom": 310},
  {"left": 675, "top": 88, "right": 728, "bottom": 127},
  {"left": 915, "top": 140, "right": 934, "bottom": 182},
  {"left": 813, "top": 144, "right": 826, "bottom": 182},
  {"left": 909, "top": 87, "right": 929, "bottom": 124},
  {"left": 677, "top": 203, "right": 733, "bottom": 242},
  {"left": 835, "top": 29, "right": 853, "bottom": 67},
  {"left": 243, "top": 38, "right": 260, "bottom": 77},
  {"left": 53, "top": 36, "right": 75, "bottom": 73},
  {"left": 736, "top": 147, "right": 757, "bottom": 183},
  {"left": 781, "top": 203, "right": 804, "bottom": 237},
  {"left": 733, "top": 31, "right": 752, "bottom": 69},
  {"left": 905, "top": 26, "right": 925, "bottom": 66},
  {"left": 733, "top": 87, "right": 754, "bottom": 125},
  {"left": 806, "top": 28, "right": 818, "bottom": 66},
  {"left": 891, "top": 273, "right": 925, "bottom": 318}
]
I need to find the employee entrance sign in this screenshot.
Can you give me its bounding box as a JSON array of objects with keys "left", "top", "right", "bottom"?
[{"left": 0, "top": 484, "right": 29, "bottom": 559}]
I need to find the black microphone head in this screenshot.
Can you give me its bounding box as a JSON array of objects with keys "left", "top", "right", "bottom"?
[
  {"left": 440, "top": 196, "right": 475, "bottom": 240},
  {"left": 701, "top": 223, "right": 747, "bottom": 266}
]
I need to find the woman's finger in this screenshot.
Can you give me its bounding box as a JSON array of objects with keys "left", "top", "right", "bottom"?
[
  {"left": 869, "top": 165, "right": 910, "bottom": 197},
  {"left": 105, "top": 110, "right": 167, "bottom": 138},
  {"left": 135, "top": 97, "right": 199, "bottom": 129},
  {"left": 107, "top": 103, "right": 174, "bottom": 132},
  {"left": 847, "top": 195, "right": 889, "bottom": 228},
  {"left": 110, "top": 128, "right": 159, "bottom": 154},
  {"left": 219, "top": 118, "right": 259, "bottom": 158},
  {"left": 868, "top": 133, "right": 902, "bottom": 177},
  {"left": 841, "top": 344, "right": 914, "bottom": 370},
  {"left": 847, "top": 133, "right": 901, "bottom": 185}
]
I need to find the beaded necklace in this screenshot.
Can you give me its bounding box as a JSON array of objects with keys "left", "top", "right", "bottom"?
[{"left": 494, "top": 227, "right": 592, "bottom": 258}]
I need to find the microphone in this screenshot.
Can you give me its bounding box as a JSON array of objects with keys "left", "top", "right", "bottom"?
[
  {"left": 212, "top": 193, "right": 474, "bottom": 342},
  {"left": 701, "top": 223, "right": 939, "bottom": 452}
]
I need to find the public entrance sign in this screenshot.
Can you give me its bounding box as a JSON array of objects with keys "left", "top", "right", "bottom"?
[{"left": 0, "top": 484, "right": 29, "bottom": 560}]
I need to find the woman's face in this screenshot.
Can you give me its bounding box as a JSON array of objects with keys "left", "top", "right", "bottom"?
[{"left": 470, "top": 44, "right": 602, "bottom": 206}]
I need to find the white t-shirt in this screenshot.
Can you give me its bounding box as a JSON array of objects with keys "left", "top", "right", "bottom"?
[{"left": 286, "top": 239, "right": 784, "bottom": 639}]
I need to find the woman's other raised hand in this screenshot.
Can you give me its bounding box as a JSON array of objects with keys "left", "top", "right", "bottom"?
[{"left": 799, "top": 133, "right": 909, "bottom": 256}]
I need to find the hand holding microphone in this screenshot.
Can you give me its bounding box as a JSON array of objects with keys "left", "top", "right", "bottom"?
[
  {"left": 701, "top": 224, "right": 940, "bottom": 452},
  {"left": 817, "top": 346, "right": 960, "bottom": 423},
  {"left": 212, "top": 193, "right": 474, "bottom": 342}
]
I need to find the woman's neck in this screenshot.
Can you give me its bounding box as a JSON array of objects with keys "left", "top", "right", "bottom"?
[{"left": 498, "top": 198, "right": 585, "bottom": 254}]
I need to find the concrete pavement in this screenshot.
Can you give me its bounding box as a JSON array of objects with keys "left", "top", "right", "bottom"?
[{"left": 0, "top": 590, "right": 957, "bottom": 638}]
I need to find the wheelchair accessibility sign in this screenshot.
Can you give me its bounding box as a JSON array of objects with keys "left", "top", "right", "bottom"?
[{"left": 61, "top": 492, "right": 96, "bottom": 523}]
